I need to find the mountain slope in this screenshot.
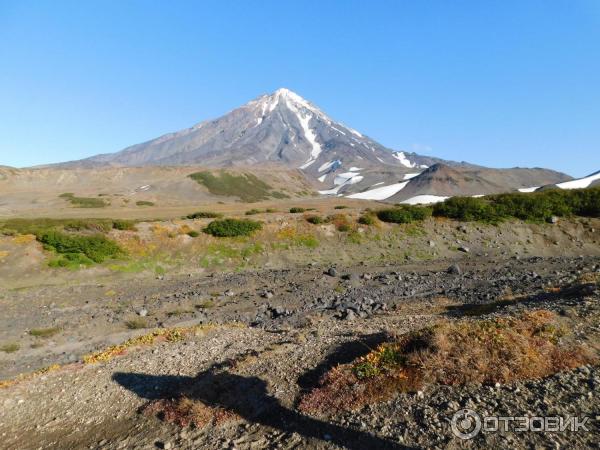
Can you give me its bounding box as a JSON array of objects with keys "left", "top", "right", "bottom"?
[
  {"left": 346, "top": 164, "right": 572, "bottom": 203},
  {"left": 60, "top": 89, "right": 444, "bottom": 172},
  {"left": 48, "top": 88, "right": 572, "bottom": 200}
]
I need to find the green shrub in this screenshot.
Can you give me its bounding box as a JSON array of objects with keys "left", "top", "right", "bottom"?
[
  {"left": 48, "top": 252, "right": 95, "bottom": 268},
  {"left": 0, "top": 343, "right": 20, "bottom": 353},
  {"left": 294, "top": 235, "right": 319, "bottom": 248},
  {"left": 203, "top": 219, "right": 262, "bottom": 237},
  {"left": 576, "top": 187, "right": 600, "bottom": 217},
  {"left": 185, "top": 211, "right": 223, "bottom": 219},
  {"left": 112, "top": 220, "right": 137, "bottom": 231},
  {"left": 433, "top": 197, "right": 500, "bottom": 222},
  {"left": 136, "top": 200, "right": 155, "bottom": 207},
  {"left": 289, "top": 207, "right": 306, "bottom": 213},
  {"left": 431, "top": 187, "right": 600, "bottom": 223},
  {"left": 187, "top": 230, "right": 200, "bottom": 238},
  {"left": 245, "top": 209, "right": 262, "bottom": 215},
  {"left": 358, "top": 214, "right": 376, "bottom": 225},
  {"left": 377, "top": 205, "right": 432, "bottom": 223},
  {"left": 38, "top": 231, "right": 123, "bottom": 263},
  {"left": 337, "top": 223, "right": 351, "bottom": 232},
  {"left": 265, "top": 208, "right": 278, "bottom": 213},
  {"left": 306, "top": 215, "right": 325, "bottom": 224},
  {"left": 125, "top": 319, "right": 148, "bottom": 330},
  {"left": 334, "top": 205, "right": 349, "bottom": 210},
  {"left": 30, "top": 327, "right": 60, "bottom": 338}
]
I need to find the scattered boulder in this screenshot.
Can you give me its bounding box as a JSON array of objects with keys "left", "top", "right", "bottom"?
[{"left": 327, "top": 267, "right": 338, "bottom": 277}]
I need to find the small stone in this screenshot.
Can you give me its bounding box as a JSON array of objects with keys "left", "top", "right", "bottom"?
[
  {"left": 458, "top": 246, "right": 470, "bottom": 253},
  {"left": 138, "top": 308, "right": 148, "bottom": 317},
  {"left": 447, "top": 264, "right": 462, "bottom": 275},
  {"left": 327, "top": 267, "right": 338, "bottom": 277},
  {"left": 428, "top": 240, "right": 435, "bottom": 247},
  {"left": 224, "top": 289, "right": 235, "bottom": 297},
  {"left": 549, "top": 216, "right": 559, "bottom": 224}
]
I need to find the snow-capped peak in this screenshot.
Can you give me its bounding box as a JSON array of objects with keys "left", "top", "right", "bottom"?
[{"left": 271, "top": 88, "right": 326, "bottom": 118}]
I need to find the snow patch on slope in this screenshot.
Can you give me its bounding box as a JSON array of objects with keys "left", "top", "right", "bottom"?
[
  {"left": 403, "top": 172, "right": 421, "bottom": 180},
  {"left": 346, "top": 182, "right": 409, "bottom": 200},
  {"left": 334, "top": 172, "right": 362, "bottom": 185},
  {"left": 319, "top": 173, "right": 364, "bottom": 195},
  {"left": 392, "top": 151, "right": 417, "bottom": 168},
  {"left": 318, "top": 161, "right": 336, "bottom": 172},
  {"left": 555, "top": 171, "right": 600, "bottom": 190},
  {"left": 293, "top": 109, "right": 322, "bottom": 168},
  {"left": 518, "top": 186, "right": 539, "bottom": 193},
  {"left": 401, "top": 195, "right": 449, "bottom": 205}
]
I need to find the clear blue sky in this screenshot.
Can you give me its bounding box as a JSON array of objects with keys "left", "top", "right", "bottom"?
[{"left": 1, "top": 0, "right": 598, "bottom": 176}]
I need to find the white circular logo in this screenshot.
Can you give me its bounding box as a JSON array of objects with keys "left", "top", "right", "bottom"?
[{"left": 451, "top": 409, "right": 482, "bottom": 440}]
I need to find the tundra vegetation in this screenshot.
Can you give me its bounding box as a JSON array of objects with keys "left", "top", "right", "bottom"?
[
  {"left": 299, "top": 310, "right": 596, "bottom": 414},
  {"left": 59, "top": 193, "right": 108, "bottom": 208},
  {"left": 188, "top": 171, "right": 285, "bottom": 203}
]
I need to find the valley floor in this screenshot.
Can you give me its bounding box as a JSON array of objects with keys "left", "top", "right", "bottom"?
[{"left": 1, "top": 255, "right": 599, "bottom": 449}]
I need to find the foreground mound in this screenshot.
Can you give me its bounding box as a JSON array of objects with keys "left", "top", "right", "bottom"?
[{"left": 299, "top": 310, "right": 597, "bottom": 414}]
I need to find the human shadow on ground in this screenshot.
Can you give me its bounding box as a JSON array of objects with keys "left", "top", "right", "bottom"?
[
  {"left": 114, "top": 362, "right": 412, "bottom": 449},
  {"left": 297, "top": 332, "right": 390, "bottom": 394}
]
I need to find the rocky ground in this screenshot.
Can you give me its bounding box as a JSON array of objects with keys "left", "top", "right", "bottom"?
[{"left": 1, "top": 254, "right": 599, "bottom": 449}]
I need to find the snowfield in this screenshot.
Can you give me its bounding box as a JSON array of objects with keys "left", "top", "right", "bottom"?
[
  {"left": 346, "top": 182, "right": 409, "bottom": 200},
  {"left": 392, "top": 152, "right": 429, "bottom": 169},
  {"left": 556, "top": 171, "right": 600, "bottom": 190},
  {"left": 401, "top": 195, "right": 449, "bottom": 205}
]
